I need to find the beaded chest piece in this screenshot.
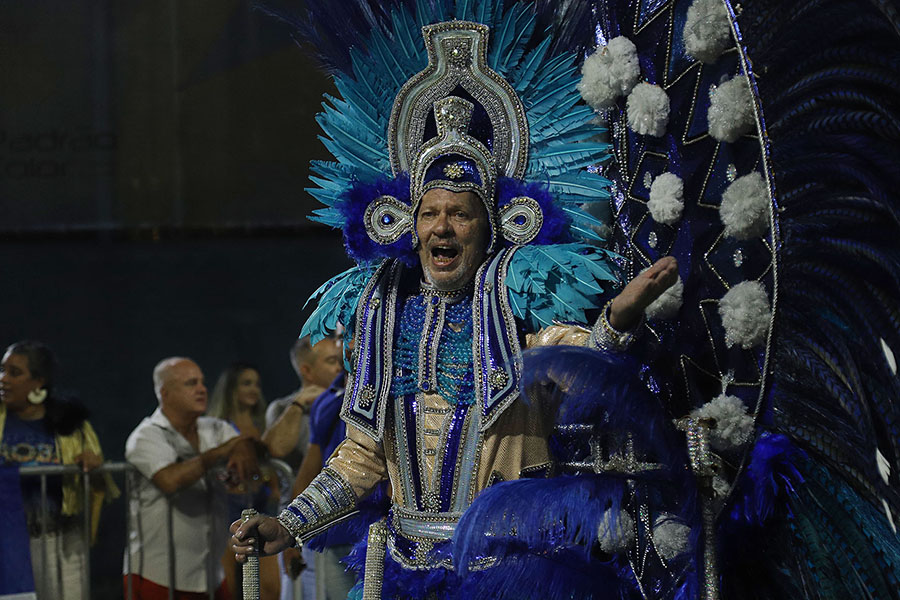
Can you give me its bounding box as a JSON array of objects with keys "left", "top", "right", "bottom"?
[{"left": 342, "top": 249, "right": 523, "bottom": 441}]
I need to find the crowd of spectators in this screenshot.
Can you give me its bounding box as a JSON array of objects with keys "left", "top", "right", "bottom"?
[{"left": 0, "top": 337, "right": 346, "bottom": 600}]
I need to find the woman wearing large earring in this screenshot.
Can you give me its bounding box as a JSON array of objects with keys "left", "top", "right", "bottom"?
[{"left": 0, "top": 340, "right": 118, "bottom": 599}]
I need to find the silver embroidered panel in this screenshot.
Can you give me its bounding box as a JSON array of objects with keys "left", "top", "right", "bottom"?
[
  {"left": 365, "top": 195, "right": 414, "bottom": 244},
  {"left": 388, "top": 21, "right": 529, "bottom": 180}
]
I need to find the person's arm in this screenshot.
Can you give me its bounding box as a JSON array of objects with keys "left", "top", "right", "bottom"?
[
  {"left": 607, "top": 256, "right": 678, "bottom": 331},
  {"left": 291, "top": 443, "right": 324, "bottom": 498},
  {"left": 262, "top": 387, "right": 323, "bottom": 457},
  {"left": 152, "top": 435, "right": 252, "bottom": 495},
  {"left": 590, "top": 256, "right": 679, "bottom": 351},
  {"left": 232, "top": 424, "right": 387, "bottom": 561},
  {"left": 525, "top": 257, "right": 679, "bottom": 351}
]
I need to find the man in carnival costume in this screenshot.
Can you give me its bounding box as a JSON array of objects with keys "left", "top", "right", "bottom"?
[
  {"left": 232, "top": 5, "right": 680, "bottom": 597},
  {"left": 232, "top": 0, "right": 900, "bottom": 596}
]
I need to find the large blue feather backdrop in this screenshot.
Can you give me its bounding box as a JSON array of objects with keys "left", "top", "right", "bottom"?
[{"left": 268, "top": 0, "right": 900, "bottom": 597}]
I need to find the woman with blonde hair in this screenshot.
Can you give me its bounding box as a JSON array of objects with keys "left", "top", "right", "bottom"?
[
  {"left": 208, "top": 362, "right": 267, "bottom": 440},
  {"left": 208, "top": 362, "right": 281, "bottom": 600}
]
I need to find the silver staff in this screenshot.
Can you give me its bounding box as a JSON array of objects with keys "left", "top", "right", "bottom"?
[{"left": 241, "top": 508, "right": 260, "bottom": 600}]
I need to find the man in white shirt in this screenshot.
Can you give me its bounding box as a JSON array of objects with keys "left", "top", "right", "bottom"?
[{"left": 124, "top": 357, "right": 256, "bottom": 599}]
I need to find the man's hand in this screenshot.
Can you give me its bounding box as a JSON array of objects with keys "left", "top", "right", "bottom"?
[
  {"left": 293, "top": 385, "right": 325, "bottom": 412},
  {"left": 230, "top": 514, "right": 295, "bottom": 562},
  {"left": 73, "top": 450, "right": 103, "bottom": 472},
  {"left": 609, "top": 256, "right": 679, "bottom": 330},
  {"left": 225, "top": 437, "right": 259, "bottom": 484}
]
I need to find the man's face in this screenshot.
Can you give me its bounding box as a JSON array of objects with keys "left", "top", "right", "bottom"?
[
  {"left": 416, "top": 188, "right": 489, "bottom": 291},
  {"left": 161, "top": 360, "right": 208, "bottom": 418},
  {"left": 302, "top": 338, "right": 344, "bottom": 389}
]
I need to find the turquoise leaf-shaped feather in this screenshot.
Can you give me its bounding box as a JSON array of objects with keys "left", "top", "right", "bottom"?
[
  {"left": 549, "top": 171, "right": 613, "bottom": 201},
  {"left": 507, "top": 245, "right": 622, "bottom": 330},
  {"left": 513, "top": 36, "right": 552, "bottom": 94},
  {"left": 301, "top": 265, "right": 378, "bottom": 345},
  {"left": 529, "top": 142, "right": 611, "bottom": 178},
  {"left": 487, "top": 3, "right": 534, "bottom": 77}
]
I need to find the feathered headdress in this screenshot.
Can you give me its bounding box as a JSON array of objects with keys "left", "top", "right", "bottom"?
[{"left": 285, "top": 0, "right": 623, "bottom": 342}]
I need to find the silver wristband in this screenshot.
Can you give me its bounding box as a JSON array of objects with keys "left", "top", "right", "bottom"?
[
  {"left": 589, "top": 299, "right": 643, "bottom": 352},
  {"left": 277, "top": 466, "right": 359, "bottom": 544}
]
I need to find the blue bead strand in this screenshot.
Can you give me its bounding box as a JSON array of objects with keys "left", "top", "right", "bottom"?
[{"left": 391, "top": 292, "right": 475, "bottom": 405}]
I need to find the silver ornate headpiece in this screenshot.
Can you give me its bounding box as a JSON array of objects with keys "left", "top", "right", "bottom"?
[
  {"left": 388, "top": 20, "right": 529, "bottom": 180},
  {"left": 363, "top": 20, "right": 545, "bottom": 252}
]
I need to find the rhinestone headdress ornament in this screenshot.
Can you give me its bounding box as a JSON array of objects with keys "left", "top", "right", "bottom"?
[{"left": 363, "top": 20, "right": 539, "bottom": 253}]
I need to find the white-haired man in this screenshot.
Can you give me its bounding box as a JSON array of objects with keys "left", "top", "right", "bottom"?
[{"left": 124, "top": 357, "right": 256, "bottom": 600}]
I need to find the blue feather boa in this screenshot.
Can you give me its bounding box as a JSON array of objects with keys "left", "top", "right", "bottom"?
[
  {"left": 338, "top": 174, "right": 576, "bottom": 265},
  {"left": 726, "top": 433, "right": 805, "bottom": 528}
]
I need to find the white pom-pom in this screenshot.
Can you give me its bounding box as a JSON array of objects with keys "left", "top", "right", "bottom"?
[
  {"left": 683, "top": 0, "right": 732, "bottom": 63},
  {"left": 708, "top": 76, "right": 755, "bottom": 143},
  {"left": 691, "top": 394, "right": 754, "bottom": 449},
  {"left": 648, "top": 172, "right": 685, "bottom": 225},
  {"left": 645, "top": 275, "right": 684, "bottom": 321},
  {"left": 626, "top": 83, "right": 670, "bottom": 137},
  {"left": 719, "top": 281, "right": 771, "bottom": 349},
  {"left": 720, "top": 171, "right": 769, "bottom": 239},
  {"left": 652, "top": 514, "right": 691, "bottom": 560},
  {"left": 598, "top": 509, "right": 635, "bottom": 553},
  {"left": 578, "top": 37, "right": 641, "bottom": 110}
]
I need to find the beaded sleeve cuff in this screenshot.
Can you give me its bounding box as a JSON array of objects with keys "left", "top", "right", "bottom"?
[
  {"left": 589, "top": 299, "right": 644, "bottom": 352},
  {"left": 277, "top": 466, "right": 359, "bottom": 544}
]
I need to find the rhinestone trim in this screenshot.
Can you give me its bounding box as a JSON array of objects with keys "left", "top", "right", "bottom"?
[
  {"left": 499, "top": 196, "right": 544, "bottom": 245},
  {"left": 364, "top": 195, "right": 414, "bottom": 245},
  {"left": 277, "top": 467, "right": 359, "bottom": 543}
]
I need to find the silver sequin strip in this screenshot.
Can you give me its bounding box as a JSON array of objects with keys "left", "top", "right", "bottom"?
[{"left": 277, "top": 467, "right": 359, "bottom": 543}]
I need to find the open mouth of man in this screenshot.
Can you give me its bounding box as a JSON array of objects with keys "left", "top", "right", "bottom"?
[{"left": 431, "top": 246, "right": 459, "bottom": 268}]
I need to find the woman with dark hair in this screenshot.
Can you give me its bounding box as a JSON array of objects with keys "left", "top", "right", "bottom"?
[
  {"left": 0, "top": 340, "right": 118, "bottom": 600},
  {"left": 208, "top": 362, "right": 281, "bottom": 600}
]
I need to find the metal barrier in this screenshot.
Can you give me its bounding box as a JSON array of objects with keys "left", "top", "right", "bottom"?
[{"left": 18, "top": 458, "right": 295, "bottom": 600}]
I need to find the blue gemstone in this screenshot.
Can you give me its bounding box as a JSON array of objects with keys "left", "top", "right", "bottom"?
[
  {"left": 421, "top": 381, "right": 430, "bottom": 390},
  {"left": 381, "top": 214, "right": 394, "bottom": 225},
  {"left": 514, "top": 215, "right": 526, "bottom": 225}
]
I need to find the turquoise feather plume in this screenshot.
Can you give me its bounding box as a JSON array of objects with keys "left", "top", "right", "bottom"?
[
  {"left": 507, "top": 245, "right": 622, "bottom": 330},
  {"left": 300, "top": 264, "right": 378, "bottom": 345},
  {"left": 300, "top": 0, "right": 618, "bottom": 338},
  {"left": 305, "top": 0, "right": 611, "bottom": 244}
]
